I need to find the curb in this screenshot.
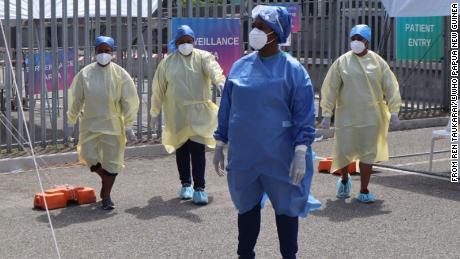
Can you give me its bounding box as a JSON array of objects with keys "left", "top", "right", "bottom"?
[
  {"left": 0, "top": 144, "right": 169, "bottom": 174},
  {"left": 316, "top": 116, "right": 449, "bottom": 139},
  {"left": 0, "top": 117, "right": 449, "bottom": 174}
]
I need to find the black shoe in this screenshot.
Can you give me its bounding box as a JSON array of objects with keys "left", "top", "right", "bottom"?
[{"left": 101, "top": 198, "right": 115, "bottom": 210}]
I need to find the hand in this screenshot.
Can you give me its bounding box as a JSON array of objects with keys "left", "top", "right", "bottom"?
[
  {"left": 216, "top": 83, "right": 225, "bottom": 97},
  {"left": 290, "top": 147, "right": 306, "bottom": 185},
  {"left": 125, "top": 127, "right": 137, "bottom": 142},
  {"left": 320, "top": 116, "right": 331, "bottom": 129},
  {"left": 217, "top": 83, "right": 224, "bottom": 93},
  {"left": 213, "top": 141, "right": 226, "bottom": 176},
  {"left": 390, "top": 113, "right": 399, "bottom": 127}
]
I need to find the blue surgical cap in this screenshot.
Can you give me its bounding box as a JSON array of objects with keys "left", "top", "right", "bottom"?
[
  {"left": 168, "top": 25, "right": 195, "bottom": 51},
  {"left": 95, "top": 36, "right": 115, "bottom": 50},
  {"left": 349, "top": 24, "right": 372, "bottom": 43},
  {"left": 252, "top": 5, "right": 292, "bottom": 44}
]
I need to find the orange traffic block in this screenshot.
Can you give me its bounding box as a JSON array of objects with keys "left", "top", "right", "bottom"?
[
  {"left": 34, "top": 192, "right": 67, "bottom": 210},
  {"left": 74, "top": 187, "right": 97, "bottom": 205},
  {"left": 333, "top": 161, "right": 358, "bottom": 175},
  {"left": 347, "top": 161, "right": 358, "bottom": 175},
  {"left": 318, "top": 157, "right": 333, "bottom": 173},
  {"left": 33, "top": 185, "right": 96, "bottom": 210},
  {"left": 318, "top": 157, "right": 359, "bottom": 175}
]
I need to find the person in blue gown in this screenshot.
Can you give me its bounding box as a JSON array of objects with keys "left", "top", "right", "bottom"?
[{"left": 213, "top": 5, "right": 321, "bottom": 259}]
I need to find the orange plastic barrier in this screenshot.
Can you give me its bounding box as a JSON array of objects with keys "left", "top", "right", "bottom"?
[
  {"left": 318, "top": 157, "right": 333, "bottom": 173},
  {"left": 318, "top": 157, "right": 359, "bottom": 175},
  {"left": 34, "top": 185, "right": 96, "bottom": 210}
]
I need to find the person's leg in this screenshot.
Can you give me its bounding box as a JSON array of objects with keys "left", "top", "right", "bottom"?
[
  {"left": 99, "top": 171, "right": 117, "bottom": 210},
  {"left": 175, "top": 140, "right": 192, "bottom": 187},
  {"left": 336, "top": 166, "right": 351, "bottom": 198},
  {"left": 338, "top": 166, "right": 348, "bottom": 181},
  {"left": 99, "top": 134, "right": 125, "bottom": 210},
  {"left": 356, "top": 162, "right": 376, "bottom": 203},
  {"left": 238, "top": 204, "right": 261, "bottom": 259},
  {"left": 189, "top": 140, "right": 206, "bottom": 191},
  {"left": 90, "top": 163, "right": 104, "bottom": 199},
  {"left": 259, "top": 176, "right": 303, "bottom": 259},
  {"left": 99, "top": 169, "right": 117, "bottom": 205},
  {"left": 90, "top": 163, "right": 102, "bottom": 177},
  {"left": 275, "top": 214, "right": 299, "bottom": 259},
  {"left": 80, "top": 136, "right": 100, "bottom": 179},
  {"left": 359, "top": 162, "right": 372, "bottom": 194},
  {"left": 227, "top": 174, "right": 265, "bottom": 259},
  {"left": 80, "top": 134, "right": 104, "bottom": 198}
]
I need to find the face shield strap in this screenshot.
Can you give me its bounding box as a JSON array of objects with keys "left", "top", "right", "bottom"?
[{"left": 276, "top": 17, "right": 284, "bottom": 34}]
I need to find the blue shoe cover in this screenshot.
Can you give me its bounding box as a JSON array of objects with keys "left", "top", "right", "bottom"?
[
  {"left": 357, "top": 192, "right": 376, "bottom": 203},
  {"left": 192, "top": 191, "right": 208, "bottom": 205},
  {"left": 336, "top": 174, "right": 351, "bottom": 198},
  {"left": 179, "top": 186, "right": 193, "bottom": 200}
]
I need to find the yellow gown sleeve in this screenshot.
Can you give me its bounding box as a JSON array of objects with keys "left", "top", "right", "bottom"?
[
  {"left": 67, "top": 72, "right": 84, "bottom": 125},
  {"left": 202, "top": 52, "right": 226, "bottom": 87},
  {"left": 320, "top": 59, "right": 343, "bottom": 117},
  {"left": 150, "top": 59, "right": 167, "bottom": 117},
  {"left": 381, "top": 62, "right": 402, "bottom": 113},
  {"left": 120, "top": 69, "right": 140, "bottom": 127}
]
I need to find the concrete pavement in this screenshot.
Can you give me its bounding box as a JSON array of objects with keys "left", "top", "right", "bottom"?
[{"left": 0, "top": 126, "right": 458, "bottom": 259}]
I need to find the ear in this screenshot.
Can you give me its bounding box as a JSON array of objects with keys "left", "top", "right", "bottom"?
[{"left": 269, "top": 32, "right": 279, "bottom": 44}]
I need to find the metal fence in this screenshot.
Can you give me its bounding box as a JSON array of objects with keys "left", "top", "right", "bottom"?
[{"left": 0, "top": 0, "right": 450, "bottom": 153}]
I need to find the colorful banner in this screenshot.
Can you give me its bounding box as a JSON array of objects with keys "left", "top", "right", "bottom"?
[
  {"left": 171, "top": 18, "right": 241, "bottom": 76},
  {"left": 24, "top": 48, "right": 75, "bottom": 95},
  {"left": 273, "top": 3, "right": 301, "bottom": 33}
]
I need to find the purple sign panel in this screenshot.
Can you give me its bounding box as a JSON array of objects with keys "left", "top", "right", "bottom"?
[
  {"left": 25, "top": 48, "right": 75, "bottom": 95},
  {"left": 172, "top": 18, "right": 241, "bottom": 76}
]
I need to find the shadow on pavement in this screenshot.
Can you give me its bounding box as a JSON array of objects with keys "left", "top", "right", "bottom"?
[
  {"left": 35, "top": 202, "right": 117, "bottom": 228},
  {"left": 311, "top": 199, "right": 391, "bottom": 222},
  {"left": 125, "top": 196, "right": 214, "bottom": 223},
  {"left": 372, "top": 174, "right": 460, "bottom": 202}
]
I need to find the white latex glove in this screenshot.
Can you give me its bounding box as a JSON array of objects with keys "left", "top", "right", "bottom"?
[
  {"left": 217, "top": 83, "right": 224, "bottom": 93},
  {"left": 390, "top": 113, "right": 400, "bottom": 127},
  {"left": 320, "top": 116, "right": 331, "bottom": 129},
  {"left": 125, "top": 127, "right": 137, "bottom": 142},
  {"left": 213, "top": 141, "right": 226, "bottom": 176},
  {"left": 290, "top": 146, "right": 307, "bottom": 185},
  {"left": 216, "top": 83, "right": 225, "bottom": 97}
]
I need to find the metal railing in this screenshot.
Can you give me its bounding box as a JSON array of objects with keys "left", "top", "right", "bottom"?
[{"left": 0, "top": 0, "right": 450, "bottom": 153}]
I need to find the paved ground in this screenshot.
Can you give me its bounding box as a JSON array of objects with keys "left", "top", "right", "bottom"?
[{"left": 0, "top": 127, "right": 458, "bottom": 259}]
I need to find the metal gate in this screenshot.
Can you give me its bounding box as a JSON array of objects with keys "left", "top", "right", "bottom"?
[{"left": 0, "top": 0, "right": 450, "bottom": 153}]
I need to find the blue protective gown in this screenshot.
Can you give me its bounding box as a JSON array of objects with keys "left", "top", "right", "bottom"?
[{"left": 214, "top": 51, "right": 321, "bottom": 217}]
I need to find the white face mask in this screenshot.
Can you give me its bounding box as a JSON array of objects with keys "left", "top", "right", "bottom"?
[
  {"left": 178, "top": 43, "right": 194, "bottom": 56},
  {"left": 350, "top": 40, "right": 366, "bottom": 54},
  {"left": 249, "top": 28, "right": 274, "bottom": 50},
  {"left": 96, "top": 53, "right": 112, "bottom": 66}
]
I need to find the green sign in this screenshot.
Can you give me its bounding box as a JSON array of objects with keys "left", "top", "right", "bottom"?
[{"left": 396, "top": 17, "right": 444, "bottom": 61}]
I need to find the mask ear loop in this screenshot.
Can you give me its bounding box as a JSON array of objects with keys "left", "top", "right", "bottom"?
[{"left": 265, "top": 31, "right": 276, "bottom": 45}]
